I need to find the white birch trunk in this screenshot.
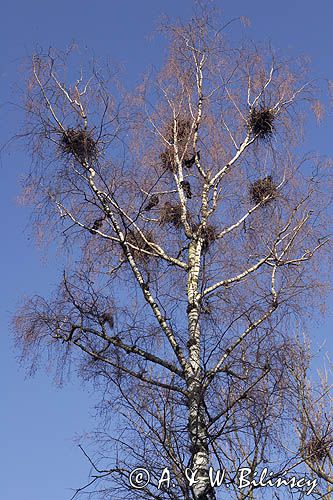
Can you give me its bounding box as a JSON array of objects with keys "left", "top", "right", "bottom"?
[{"left": 187, "top": 241, "right": 216, "bottom": 500}]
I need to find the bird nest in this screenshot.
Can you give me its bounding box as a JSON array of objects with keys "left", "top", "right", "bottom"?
[
  {"left": 60, "top": 128, "right": 98, "bottom": 163},
  {"left": 192, "top": 223, "right": 218, "bottom": 251},
  {"left": 249, "top": 176, "right": 277, "bottom": 205},
  {"left": 126, "top": 229, "right": 156, "bottom": 262},
  {"left": 160, "top": 149, "right": 175, "bottom": 172},
  {"left": 303, "top": 436, "right": 332, "bottom": 462},
  {"left": 160, "top": 150, "right": 195, "bottom": 172},
  {"left": 160, "top": 119, "right": 193, "bottom": 172},
  {"left": 168, "top": 118, "right": 192, "bottom": 144},
  {"left": 248, "top": 107, "right": 275, "bottom": 139},
  {"left": 159, "top": 202, "right": 183, "bottom": 229}
]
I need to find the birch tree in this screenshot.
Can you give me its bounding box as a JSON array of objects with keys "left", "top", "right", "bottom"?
[{"left": 13, "top": 7, "right": 333, "bottom": 500}]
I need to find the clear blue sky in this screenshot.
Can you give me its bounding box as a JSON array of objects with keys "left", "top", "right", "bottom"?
[{"left": 1, "top": 2, "right": 332, "bottom": 499}]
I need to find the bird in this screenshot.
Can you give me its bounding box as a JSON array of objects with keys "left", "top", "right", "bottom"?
[
  {"left": 100, "top": 312, "right": 114, "bottom": 329},
  {"left": 180, "top": 180, "right": 192, "bottom": 199},
  {"left": 92, "top": 218, "right": 104, "bottom": 231},
  {"left": 183, "top": 150, "right": 200, "bottom": 168},
  {"left": 144, "top": 194, "right": 159, "bottom": 211}
]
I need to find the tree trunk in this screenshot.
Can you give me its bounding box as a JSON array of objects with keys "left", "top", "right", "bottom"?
[
  {"left": 188, "top": 380, "right": 216, "bottom": 500},
  {"left": 187, "top": 241, "right": 216, "bottom": 500}
]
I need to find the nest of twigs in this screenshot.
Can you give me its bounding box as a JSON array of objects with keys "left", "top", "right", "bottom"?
[
  {"left": 160, "top": 149, "right": 175, "bottom": 172},
  {"left": 248, "top": 107, "right": 275, "bottom": 139},
  {"left": 159, "top": 202, "right": 183, "bottom": 229},
  {"left": 192, "top": 224, "right": 218, "bottom": 252},
  {"left": 126, "top": 229, "right": 156, "bottom": 262},
  {"left": 304, "top": 436, "right": 332, "bottom": 462},
  {"left": 61, "top": 128, "right": 98, "bottom": 162},
  {"left": 167, "top": 119, "right": 192, "bottom": 144},
  {"left": 249, "top": 176, "right": 277, "bottom": 205},
  {"left": 160, "top": 119, "right": 193, "bottom": 172}
]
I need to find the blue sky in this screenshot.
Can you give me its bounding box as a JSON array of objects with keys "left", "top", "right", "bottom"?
[{"left": 1, "top": 1, "right": 332, "bottom": 499}]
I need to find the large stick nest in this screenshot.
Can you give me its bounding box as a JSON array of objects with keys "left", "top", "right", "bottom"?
[
  {"left": 168, "top": 119, "right": 192, "bottom": 144},
  {"left": 303, "top": 435, "right": 332, "bottom": 462},
  {"left": 249, "top": 176, "right": 277, "bottom": 205},
  {"left": 126, "top": 229, "right": 156, "bottom": 262},
  {"left": 248, "top": 107, "right": 275, "bottom": 139},
  {"left": 160, "top": 119, "right": 193, "bottom": 172},
  {"left": 159, "top": 202, "right": 183, "bottom": 229},
  {"left": 60, "top": 128, "right": 98, "bottom": 163},
  {"left": 192, "top": 223, "right": 218, "bottom": 252},
  {"left": 160, "top": 149, "right": 176, "bottom": 172}
]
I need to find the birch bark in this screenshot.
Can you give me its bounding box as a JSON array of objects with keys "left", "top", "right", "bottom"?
[{"left": 187, "top": 240, "right": 216, "bottom": 500}]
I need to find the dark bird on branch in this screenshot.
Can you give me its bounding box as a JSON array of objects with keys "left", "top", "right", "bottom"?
[
  {"left": 180, "top": 181, "right": 192, "bottom": 199},
  {"left": 92, "top": 218, "right": 104, "bottom": 231},
  {"left": 100, "top": 312, "right": 114, "bottom": 329},
  {"left": 183, "top": 150, "right": 200, "bottom": 168},
  {"left": 144, "top": 194, "right": 159, "bottom": 211}
]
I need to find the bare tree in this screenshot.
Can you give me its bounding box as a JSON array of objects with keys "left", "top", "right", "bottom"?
[{"left": 12, "top": 5, "right": 333, "bottom": 500}]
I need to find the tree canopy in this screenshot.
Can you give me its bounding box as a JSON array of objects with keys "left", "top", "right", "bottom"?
[{"left": 13, "top": 5, "right": 333, "bottom": 499}]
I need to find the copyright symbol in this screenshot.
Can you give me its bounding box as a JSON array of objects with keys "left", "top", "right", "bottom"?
[{"left": 129, "top": 468, "right": 150, "bottom": 489}]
